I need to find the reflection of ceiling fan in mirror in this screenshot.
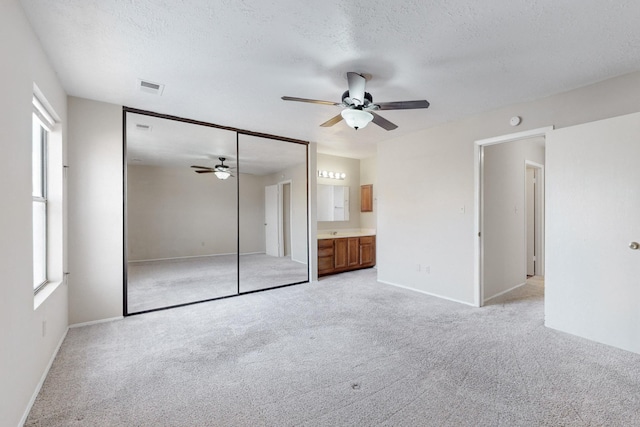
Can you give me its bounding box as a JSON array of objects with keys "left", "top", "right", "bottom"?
[
  {"left": 281, "top": 72, "right": 430, "bottom": 131},
  {"left": 191, "top": 157, "right": 235, "bottom": 180}
]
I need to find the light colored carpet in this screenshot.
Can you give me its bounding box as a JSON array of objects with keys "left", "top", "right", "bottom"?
[
  {"left": 27, "top": 269, "right": 640, "bottom": 426},
  {"left": 127, "top": 253, "right": 308, "bottom": 313}
]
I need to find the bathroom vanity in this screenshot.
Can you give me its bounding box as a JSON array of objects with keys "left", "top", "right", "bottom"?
[{"left": 317, "top": 232, "right": 376, "bottom": 276}]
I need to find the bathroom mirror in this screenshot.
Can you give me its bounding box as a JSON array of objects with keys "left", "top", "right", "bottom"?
[{"left": 317, "top": 184, "right": 350, "bottom": 221}]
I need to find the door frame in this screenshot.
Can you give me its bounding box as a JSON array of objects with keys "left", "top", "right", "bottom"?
[
  {"left": 473, "top": 126, "right": 553, "bottom": 307},
  {"left": 524, "top": 160, "right": 545, "bottom": 277},
  {"left": 278, "top": 179, "right": 293, "bottom": 257}
]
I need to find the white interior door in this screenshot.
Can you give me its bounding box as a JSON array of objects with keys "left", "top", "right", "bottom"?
[
  {"left": 265, "top": 184, "right": 279, "bottom": 256},
  {"left": 546, "top": 112, "right": 640, "bottom": 354}
]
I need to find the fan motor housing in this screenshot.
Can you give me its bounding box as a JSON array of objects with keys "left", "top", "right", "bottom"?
[{"left": 342, "top": 90, "right": 373, "bottom": 107}]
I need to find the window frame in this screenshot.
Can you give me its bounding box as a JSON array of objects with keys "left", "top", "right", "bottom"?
[{"left": 32, "top": 97, "right": 53, "bottom": 294}]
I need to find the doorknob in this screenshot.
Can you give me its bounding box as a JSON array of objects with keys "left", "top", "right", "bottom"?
[{"left": 630, "top": 242, "right": 640, "bottom": 250}]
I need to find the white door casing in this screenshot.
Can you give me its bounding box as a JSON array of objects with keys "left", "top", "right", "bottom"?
[
  {"left": 474, "top": 126, "right": 553, "bottom": 307},
  {"left": 526, "top": 167, "right": 536, "bottom": 276}
]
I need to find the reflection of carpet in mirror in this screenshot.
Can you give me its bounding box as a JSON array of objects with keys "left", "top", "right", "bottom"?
[{"left": 127, "top": 253, "right": 308, "bottom": 313}]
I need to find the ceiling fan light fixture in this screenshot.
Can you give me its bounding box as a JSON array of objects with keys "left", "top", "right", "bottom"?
[
  {"left": 341, "top": 108, "right": 373, "bottom": 130},
  {"left": 214, "top": 170, "right": 231, "bottom": 180}
]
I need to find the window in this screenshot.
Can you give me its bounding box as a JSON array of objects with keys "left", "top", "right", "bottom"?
[{"left": 32, "top": 96, "right": 54, "bottom": 293}]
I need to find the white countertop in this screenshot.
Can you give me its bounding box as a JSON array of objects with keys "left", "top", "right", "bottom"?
[{"left": 317, "top": 230, "right": 376, "bottom": 239}]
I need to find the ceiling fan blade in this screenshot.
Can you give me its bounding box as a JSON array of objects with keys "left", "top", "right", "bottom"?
[
  {"left": 194, "top": 170, "right": 215, "bottom": 174},
  {"left": 191, "top": 165, "right": 214, "bottom": 170},
  {"left": 346, "top": 72, "right": 366, "bottom": 106},
  {"left": 281, "top": 96, "right": 341, "bottom": 106},
  {"left": 375, "top": 100, "right": 430, "bottom": 110},
  {"left": 320, "top": 114, "right": 344, "bottom": 127},
  {"left": 371, "top": 112, "right": 398, "bottom": 131}
]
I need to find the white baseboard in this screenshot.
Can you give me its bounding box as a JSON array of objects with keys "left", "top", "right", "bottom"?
[
  {"left": 483, "top": 281, "right": 527, "bottom": 304},
  {"left": 291, "top": 257, "right": 307, "bottom": 265},
  {"left": 19, "top": 327, "right": 68, "bottom": 427},
  {"left": 129, "top": 253, "right": 237, "bottom": 263},
  {"left": 69, "top": 316, "right": 124, "bottom": 328},
  {"left": 378, "top": 279, "right": 476, "bottom": 307}
]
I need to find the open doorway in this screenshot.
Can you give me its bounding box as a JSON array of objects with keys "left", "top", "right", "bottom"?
[
  {"left": 474, "top": 127, "right": 552, "bottom": 307},
  {"left": 264, "top": 180, "right": 294, "bottom": 259}
]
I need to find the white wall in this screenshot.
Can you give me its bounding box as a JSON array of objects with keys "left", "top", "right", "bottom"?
[
  {"left": 128, "top": 165, "right": 266, "bottom": 260},
  {"left": 239, "top": 172, "right": 268, "bottom": 255},
  {"left": 308, "top": 143, "right": 318, "bottom": 281},
  {"left": 545, "top": 112, "right": 640, "bottom": 354},
  {"left": 0, "top": 1, "right": 69, "bottom": 425},
  {"left": 316, "top": 153, "right": 361, "bottom": 230},
  {"left": 67, "top": 97, "right": 123, "bottom": 325},
  {"left": 377, "top": 71, "right": 640, "bottom": 305},
  {"left": 483, "top": 138, "right": 544, "bottom": 300}
]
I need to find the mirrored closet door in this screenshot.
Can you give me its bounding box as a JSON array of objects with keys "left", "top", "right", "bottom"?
[
  {"left": 238, "top": 134, "right": 309, "bottom": 293},
  {"left": 124, "top": 110, "right": 309, "bottom": 314}
]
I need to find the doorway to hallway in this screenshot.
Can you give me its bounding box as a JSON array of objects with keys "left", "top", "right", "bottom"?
[{"left": 474, "top": 126, "right": 552, "bottom": 306}]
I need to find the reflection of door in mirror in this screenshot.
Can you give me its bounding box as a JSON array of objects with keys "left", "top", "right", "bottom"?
[
  {"left": 317, "top": 184, "right": 349, "bottom": 221},
  {"left": 238, "top": 134, "right": 309, "bottom": 293},
  {"left": 265, "top": 184, "right": 279, "bottom": 256},
  {"left": 125, "top": 111, "right": 238, "bottom": 314}
]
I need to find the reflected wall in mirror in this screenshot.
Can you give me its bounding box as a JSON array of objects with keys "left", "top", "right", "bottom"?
[
  {"left": 125, "top": 112, "right": 238, "bottom": 313},
  {"left": 317, "top": 184, "right": 350, "bottom": 221},
  {"left": 238, "top": 134, "right": 309, "bottom": 293}
]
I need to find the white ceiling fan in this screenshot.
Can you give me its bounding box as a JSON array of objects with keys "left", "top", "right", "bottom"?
[
  {"left": 190, "top": 157, "right": 235, "bottom": 180},
  {"left": 282, "top": 72, "right": 430, "bottom": 130}
]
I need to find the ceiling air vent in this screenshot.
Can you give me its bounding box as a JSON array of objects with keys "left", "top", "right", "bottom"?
[{"left": 137, "top": 79, "right": 165, "bottom": 95}]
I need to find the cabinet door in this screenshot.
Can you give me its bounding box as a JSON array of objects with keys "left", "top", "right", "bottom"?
[
  {"left": 361, "top": 184, "right": 373, "bottom": 212},
  {"left": 334, "top": 238, "right": 348, "bottom": 269},
  {"left": 359, "top": 236, "right": 376, "bottom": 267},
  {"left": 347, "top": 237, "right": 359, "bottom": 267},
  {"left": 318, "top": 239, "right": 335, "bottom": 275}
]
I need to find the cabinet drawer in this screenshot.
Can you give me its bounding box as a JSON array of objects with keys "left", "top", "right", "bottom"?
[
  {"left": 318, "top": 239, "right": 334, "bottom": 248},
  {"left": 318, "top": 247, "right": 334, "bottom": 257},
  {"left": 359, "top": 236, "right": 375, "bottom": 245},
  {"left": 318, "top": 256, "right": 334, "bottom": 273}
]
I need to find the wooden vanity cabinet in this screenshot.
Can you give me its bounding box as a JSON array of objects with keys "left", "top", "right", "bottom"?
[{"left": 318, "top": 235, "right": 376, "bottom": 276}]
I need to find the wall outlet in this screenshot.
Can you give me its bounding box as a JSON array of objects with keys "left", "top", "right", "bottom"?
[
  {"left": 425, "top": 265, "right": 431, "bottom": 274},
  {"left": 416, "top": 263, "right": 421, "bottom": 272},
  {"left": 42, "top": 320, "right": 46, "bottom": 337}
]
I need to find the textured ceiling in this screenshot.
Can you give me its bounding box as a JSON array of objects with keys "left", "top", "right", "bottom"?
[{"left": 19, "top": 0, "right": 640, "bottom": 159}]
